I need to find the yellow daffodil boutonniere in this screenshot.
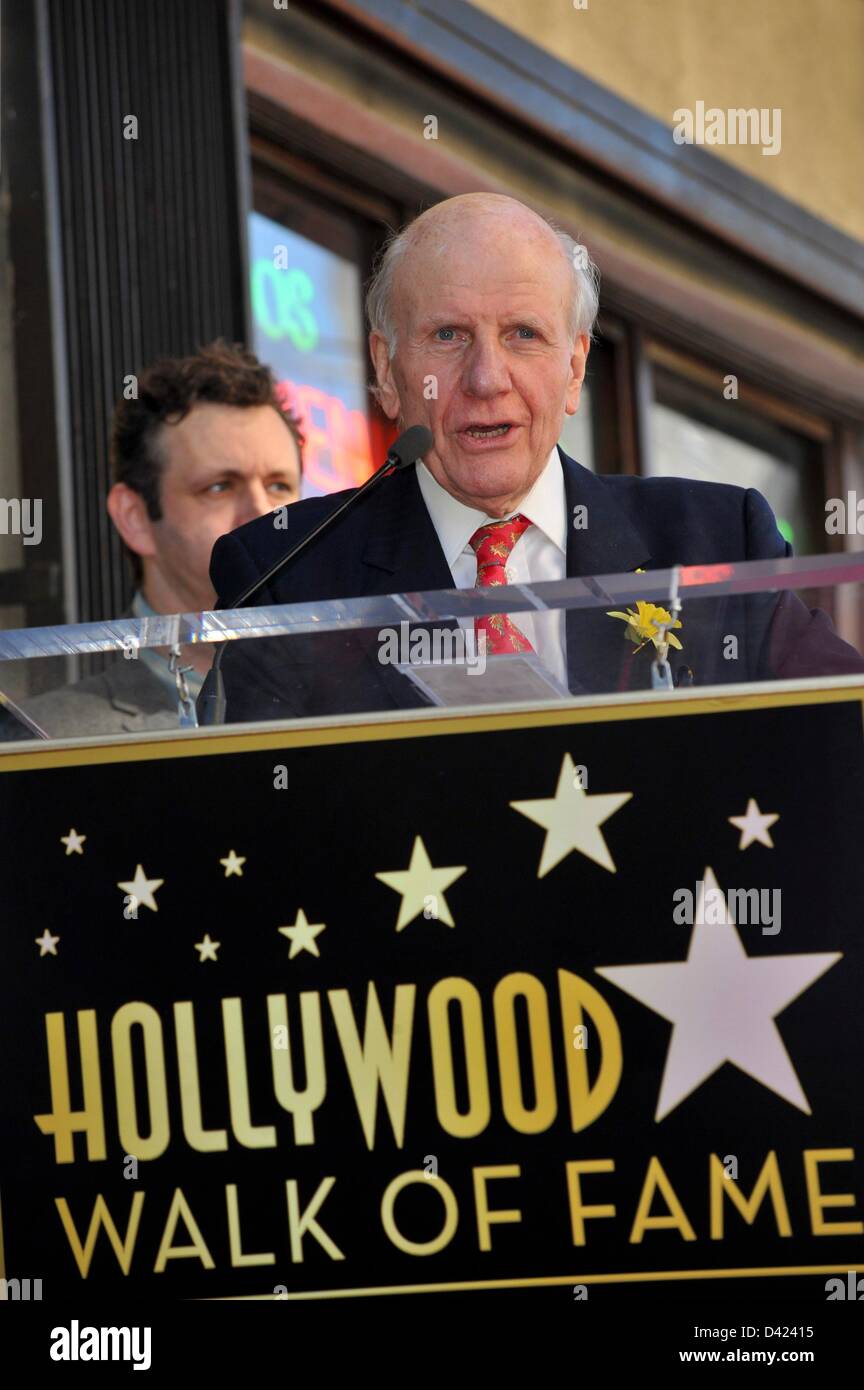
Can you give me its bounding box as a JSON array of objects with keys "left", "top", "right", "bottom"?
[{"left": 606, "top": 600, "right": 683, "bottom": 654}]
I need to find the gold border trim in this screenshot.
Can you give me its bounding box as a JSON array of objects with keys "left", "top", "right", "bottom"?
[
  {"left": 215, "top": 1264, "right": 864, "bottom": 1299},
  {"left": 1, "top": 680, "right": 863, "bottom": 774}
]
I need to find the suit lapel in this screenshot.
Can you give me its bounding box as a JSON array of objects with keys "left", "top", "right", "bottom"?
[
  {"left": 354, "top": 467, "right": 456, "bottom": 707},
  {"left": 561, "top": 450, "right": 653, "bottom": 694},
  {"left": 361, "top": 466, "right": 455, "bottom": 593}
]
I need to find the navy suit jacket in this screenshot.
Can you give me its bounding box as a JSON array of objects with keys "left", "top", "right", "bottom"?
[{"left": 204, "top": 449, "right": 863, "bottom": 723}]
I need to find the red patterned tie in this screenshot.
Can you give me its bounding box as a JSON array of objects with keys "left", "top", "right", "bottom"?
[{"left": 469, "top": 514, "right": 535, "bottom": 654}]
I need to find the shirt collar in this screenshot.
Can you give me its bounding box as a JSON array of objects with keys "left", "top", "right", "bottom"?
[
  {"left": 130, "top": 590, "right": 204, "bottom": 699},
  {"left": 416, "top": 445, "right": 566, "bottom": 566},
  {"left": 131, "top": 588, "right": 158, "bottom": 621}
]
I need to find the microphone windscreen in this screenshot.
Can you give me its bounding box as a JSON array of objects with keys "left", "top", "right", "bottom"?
[{"left": 388, "top": 425, "right": 433, "bottom": 470}]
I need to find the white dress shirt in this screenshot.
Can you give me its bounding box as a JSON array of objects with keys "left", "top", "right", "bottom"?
[{"left": 416, "top": 445, "right": 568, "bottom": 688}]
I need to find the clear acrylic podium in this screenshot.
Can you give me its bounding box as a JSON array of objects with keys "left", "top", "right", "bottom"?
[{"left": 1, "top": 550, "right": 863, "bottom": 741}]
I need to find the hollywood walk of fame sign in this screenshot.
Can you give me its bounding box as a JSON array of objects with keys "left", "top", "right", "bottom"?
[{"left": 0, "top": 685, "right": 862, "bottom": 1302}]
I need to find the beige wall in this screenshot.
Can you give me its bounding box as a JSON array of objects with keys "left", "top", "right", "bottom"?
[
  {"left": 471, "top": 0, "right": 864, "bottom": 243},
  {"left": 243, "top": 11, "right": 864, "bottom": 409}
]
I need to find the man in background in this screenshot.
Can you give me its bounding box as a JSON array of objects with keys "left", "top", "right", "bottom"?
[{"left": 26, "top": 340, "right": 303, "bottom": 736}]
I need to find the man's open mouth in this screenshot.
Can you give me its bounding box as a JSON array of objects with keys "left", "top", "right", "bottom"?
[{"left": 462, "top": 423, "right": 513, "bottom": 439}]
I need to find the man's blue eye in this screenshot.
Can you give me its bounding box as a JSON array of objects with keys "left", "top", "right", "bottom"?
[
  {"left": 516, "top": 326, "right": 536, "bottom": 338},
  {"left": 435, "top": 328, "right": 456, "bottom": 341}
]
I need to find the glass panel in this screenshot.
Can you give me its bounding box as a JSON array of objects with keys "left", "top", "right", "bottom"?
[{"left": 1, "top": 555, "right": 862, "bottom": 739}]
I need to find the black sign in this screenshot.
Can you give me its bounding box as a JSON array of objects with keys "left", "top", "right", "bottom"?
[{"left": 1, "top": 689, "right": 862, "bottom": 1302}]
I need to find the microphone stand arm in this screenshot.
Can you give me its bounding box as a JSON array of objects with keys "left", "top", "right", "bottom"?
[{"left": 197, "top": 450, "right": 413, "bottom": 726}]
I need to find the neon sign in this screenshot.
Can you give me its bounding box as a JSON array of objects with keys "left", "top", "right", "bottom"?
[
  {"left": 251, "top": 260, "right": 319, "bottom": 351},
  {"left": 277, "top": 379, "right": 374, "bottom": 493},
  {"left": 249, "top": 211, "right": 381, "bottom": 497}
]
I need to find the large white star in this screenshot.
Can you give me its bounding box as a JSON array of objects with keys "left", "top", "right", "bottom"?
[
  {"left": 375, "top": 837, "right": 466, "bottom": 931},
  {"left": 116, "top": 864, "right": 164, "bottom": 913},
  {"left": 596, "top": 866, "right": 840, "bottom": 1120},
  {"left": 510, "top": 753, "right": 633, "bottom": 876},
  {"left": 35, "top": 929, "right": 60, "bottom": 957},
  {"left": 729, "top": 798, "right": 779, "bottom": 849}
]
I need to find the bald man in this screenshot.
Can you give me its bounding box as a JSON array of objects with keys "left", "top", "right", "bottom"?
[{"left": 203, "top": 194, "right": 862, "bottom": 723}]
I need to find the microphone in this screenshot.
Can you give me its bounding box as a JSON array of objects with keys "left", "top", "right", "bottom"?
[{"left": 197, "top": 424, "right": 433, "bottom": 726}]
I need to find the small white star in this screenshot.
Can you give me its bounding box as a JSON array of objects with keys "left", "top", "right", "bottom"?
[
  {"left": 375, "top": 837, "right": 467, "bottom": 931},
  {"left": 220, "top": 850, "right": 246, "bottom": 877},
  {"left": 35, "top": 929, "right": 60, "bottom": 957},
  {"left": 278, "top": 909, "right": 327, "bottom": 958},
  {"left": 194, "top": 934, "right": 221, "bottom": 962},
  {"left": 511, "top": 753, "right": 633, "bottom": 876},
  {"left": 116, "top": 864, "right": 164, "bottom": 912},
  {"left": 729, "top": 798, "right": 779, "bottom": 849},
  {"left": 60, "top": 828, "right": 86, "bottom": 856}
]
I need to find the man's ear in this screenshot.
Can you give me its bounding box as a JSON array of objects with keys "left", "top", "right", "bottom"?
[
  {"left": 106, "top": 483, "right": 158, "bottom": 562},
  {"left": 369, "top": 330, "right": 401, "bottom": 420},
  {"left": 564, "top": 334, "right": 590, "bottom": 415}
]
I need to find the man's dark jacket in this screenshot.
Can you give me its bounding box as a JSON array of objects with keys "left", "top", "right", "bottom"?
[{"left": 204, "top": 448, "right": 863, "bottom": 724}]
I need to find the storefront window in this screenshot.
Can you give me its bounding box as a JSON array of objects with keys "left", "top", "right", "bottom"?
[
  {"left": 559, "top": 384, "right": 594, "bottom": 471},
  {"left": 648, "top": 368, "right": 822, "bottom": 554}
]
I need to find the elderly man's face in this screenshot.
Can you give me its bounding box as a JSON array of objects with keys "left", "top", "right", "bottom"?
[{"left": 371, "top": 217, "right": 589, "bottom": 515}]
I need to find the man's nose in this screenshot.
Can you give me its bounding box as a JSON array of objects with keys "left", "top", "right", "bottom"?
[{"left": 461, "top": 336, "right": 511, "bottom": 397}]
